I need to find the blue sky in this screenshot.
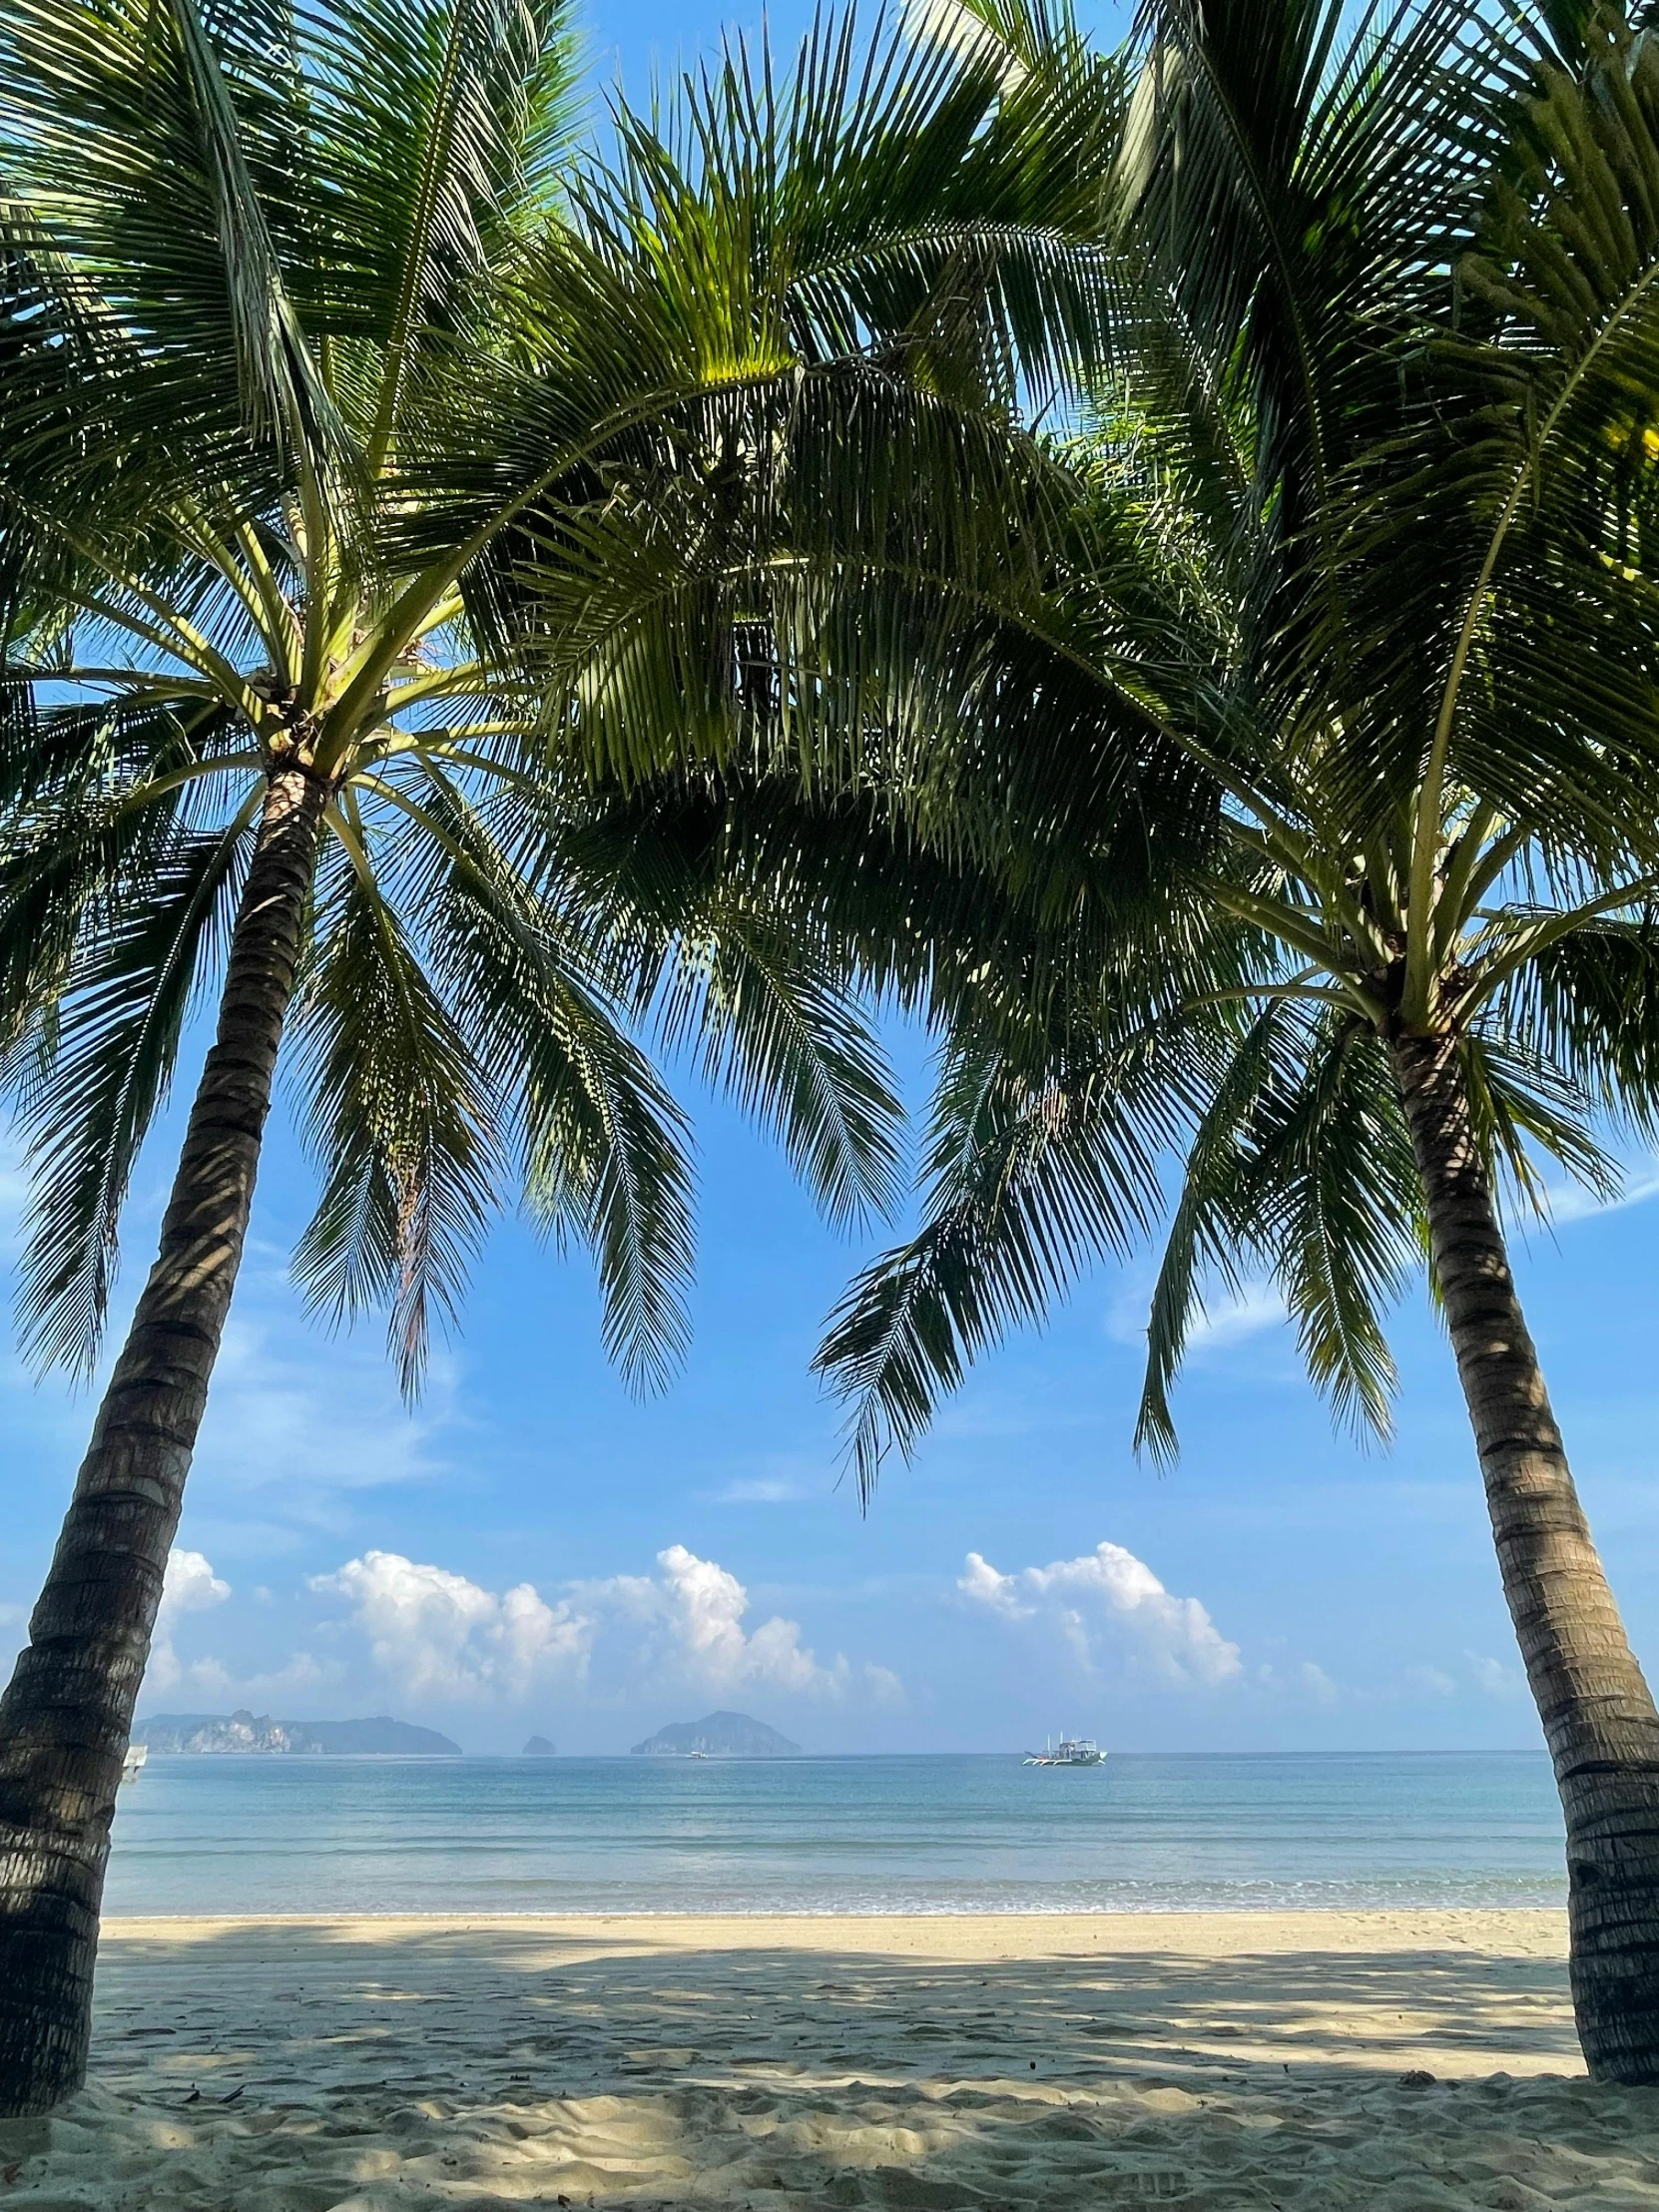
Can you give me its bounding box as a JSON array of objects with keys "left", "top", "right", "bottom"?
[
  {"left": 4, "top": 0, "right": 1657, "bottom": 1758},
  {"left": 3, "top": 987, "right": 1657, "bottom": 1756}
]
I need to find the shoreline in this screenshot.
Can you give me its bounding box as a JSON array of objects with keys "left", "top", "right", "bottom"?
[
  {"left": 102, "top": 1905, "right": 1568, "bottom": 1938},
  {"left": 101, "top": 1902, "right": 1569, "bottom": 1923}
]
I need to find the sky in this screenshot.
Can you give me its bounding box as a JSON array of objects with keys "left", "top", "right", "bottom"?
[
  {"left": 3, "top": 988, "right": 1657, "bottom": 1757},
  {"left": 4, "top": 0, "right": 1657, "bottom": 1759}
]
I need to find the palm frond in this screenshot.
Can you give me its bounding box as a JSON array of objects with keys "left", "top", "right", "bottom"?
[
  {"left": 1515, "top": 910, "right": 1659, "bottom": 1130},
  {"left": 400, "top": 772, "right": 700, "bottom": 1393},
  {"left": 289, "top": 846, "right": 505, "bottom": 1392},
  {"left": 1133, "top": 996, "right": 1289, "bottom": 1462},
  {"left": 11, "top": 813, "right": 255, "bottom": 1374},
  {"left": 816, "top": 1015, "right": 1191, "bottom": 1501},
  {"left": 656, "top": 902, "right": 904, "bottom": 1233}
]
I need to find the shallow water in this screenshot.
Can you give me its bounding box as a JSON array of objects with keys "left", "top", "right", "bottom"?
[{"left": 104, "top": 1750, "right": 1564, "bottom": 1916}]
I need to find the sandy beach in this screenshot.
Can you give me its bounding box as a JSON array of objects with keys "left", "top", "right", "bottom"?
[{"left": 3, "top": 1909, "right": 1655, "bottom": 2209}]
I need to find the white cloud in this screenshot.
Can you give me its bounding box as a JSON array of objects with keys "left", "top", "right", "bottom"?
[
  {"left": 1254, "top": 1658, "right": 1344, "bottom": 1706},
  {"left": 1467, "top": 1650, "right": 1526, "bottom": 1698},
  {"left": 122, "top": 1524, "right": 914, "bottom": 1719},
  {"left": 160, "top": 1548, "right": 232, "bottom": 1619},
  {"left": 578, "top": 1543, "right": 865, "bottom": 1700},
  {"left": 0, "top": 1226, "right": 461, "bottom": 1577},
  {"left": 1537, "top": 1162, "right": 1659, "bottom": 1227},
  {"left": 197, "top": 1303, "right": 453, "bottom": 1509},
  {"left": 146, "top": 1547, "right": 233, "bottom": 1693},
  {"left": 1106, "top": 1274, "right": 1287, "bottom": 1357},
  {"left": 959, "top": 1552, "right": 1019, "bottom": 1610},
  {"left": 152, "top": 1649, "right": 341, "bottom": 1707},
  {"left": 141, "top": 1548, "right": 347, "bottom": 1709},
  {"left": 667, "top": 1544, "right": 803, "bottom": 1680},
  {"left": 1255, "top": 1652, "right": 1527, "bottom": 1711},
  {"left": 960, "top": 1540, "right": 1243, "bottom": 1686},
  {"left": 1104, "top": 1280, "right": 1152, "bottom": 1348},
  {"left": 310, "top": 1550, "right": 589, "bottom": 1701},
  {"left": 708, "top": 1475, "right": 816, "bottom": 1504},
  {"left": 1186, "top": 1282, "right": 1288, "bottom": 1352},
  {"left": 307, "top": 1542, "right": 884, "bottom": 1710}
]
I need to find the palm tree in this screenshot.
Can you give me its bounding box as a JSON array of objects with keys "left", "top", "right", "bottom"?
[
  {"left": 0, "top": 0, "right": 1104, "bottom": 2112},
  {"left": 816, "top": 0, "right": 1659, "bottom": 2079}
]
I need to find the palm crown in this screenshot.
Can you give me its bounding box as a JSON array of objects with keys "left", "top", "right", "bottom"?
[
  {"left": 0, "top": 0, "right": 1082, "bottom": 1388},
  {"left": 820, "top": 0, "right": 1659, "bottom": 1480},
  {"left": 814, "top": 0, "right": 1659, "bottom": 2079},
  {"left": 0, "top": 0, "right": 1128, "bottom": 2111}
]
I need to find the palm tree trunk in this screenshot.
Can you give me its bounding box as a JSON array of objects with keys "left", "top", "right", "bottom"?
[
  {"left": 0, "top": 765, "right": 326, "bottom": 2117},
  {"left": 1394, "top": 1026, "right": 1659, "bottom": 2083}
]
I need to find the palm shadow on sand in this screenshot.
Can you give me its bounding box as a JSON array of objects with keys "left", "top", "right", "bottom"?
[{"left": 8, "top": 1922, "right": 1655, "bottom": 2208}]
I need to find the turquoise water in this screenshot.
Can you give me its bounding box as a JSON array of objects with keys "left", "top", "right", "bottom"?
[{"left": 104, "top": 1752, "right": 1565, "bottom": 1916}]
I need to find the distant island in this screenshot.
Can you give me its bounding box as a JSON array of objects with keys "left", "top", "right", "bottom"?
[
  {"left": 138, "top": 1710, "right": 462, "bottom": 1756},
  {"left": 522, "top": 1735, "right": 556, "bottom": 1756},
  {"left": 630, "top": 1710, "right": 801, "bottom": 1757}
]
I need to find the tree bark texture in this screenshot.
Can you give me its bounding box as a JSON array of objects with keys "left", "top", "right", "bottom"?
[
  {"left": 0, "top": 768, "right": 326, "bottom": 2116},
  {"left": 1394, "top": 1027, "right": 1659, "bottom": 2083}
]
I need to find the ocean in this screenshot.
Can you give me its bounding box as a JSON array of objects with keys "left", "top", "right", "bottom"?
[{"left": 104, "top": 1750, "right": 1565, "bottom": 1917}]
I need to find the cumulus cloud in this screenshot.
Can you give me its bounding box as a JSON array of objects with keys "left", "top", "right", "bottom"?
[
  {"left": 960, "top": 1540, "right": 1242, "bottom": 1686},
  {"left": 577, "top": 1543, "right": 876, "bottom": 1700},
  {"left": 141, "top": 1547, "right": 345, "bottom": 1706},
  {"left": 161, "top": 1548, "right": 232, "bottom": 1619},
  {"left": 310, "top": 1550, "right": 589, "bottom": 1701},
  {"left": 146, "top": 1547, "right": 233, "bottom": 1692},
  {"left": 663, "top": 1542, "right": 828, "bottom": 1691},
  {"left": 307, "top": 1541, "right": 900, "bottom": 1709}
]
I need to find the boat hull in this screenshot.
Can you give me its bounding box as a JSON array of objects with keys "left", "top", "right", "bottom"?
[{"left": 1022, "top": 1737, "right": 1106, "bottom": 1767}]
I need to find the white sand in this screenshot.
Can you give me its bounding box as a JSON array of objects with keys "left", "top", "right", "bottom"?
[{"left": 5, "top": 1910, "right": 1658, "bottom": 2208}]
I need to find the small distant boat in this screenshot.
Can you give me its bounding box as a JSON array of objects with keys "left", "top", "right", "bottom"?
[
  {"left": 1023, "top": 1735, "right": 1105, "bottom": 1768},
  {"left": 121, "top": 1745, "right": 148, "bottom": 1784}
]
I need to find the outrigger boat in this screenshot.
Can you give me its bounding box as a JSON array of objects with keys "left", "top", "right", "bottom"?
[{"left": 1023, "top": 1735, "right": 1105, "bottom": 1767}]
